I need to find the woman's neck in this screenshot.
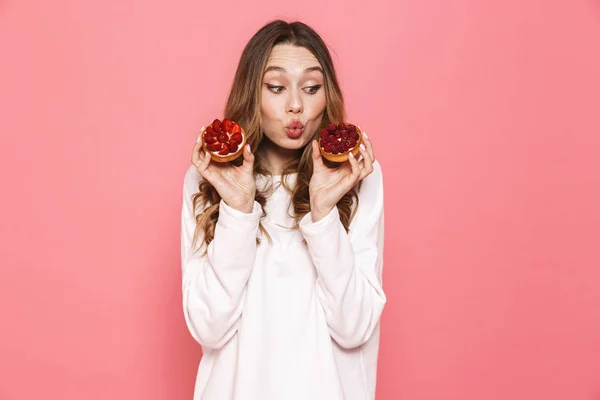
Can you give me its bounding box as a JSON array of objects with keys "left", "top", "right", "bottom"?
[{"left": 259, "top": 137, "right": 302, "bottom": 175}]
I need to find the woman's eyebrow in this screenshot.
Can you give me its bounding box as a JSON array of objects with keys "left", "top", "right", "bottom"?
[{"left": 264, "top": 66, "right": 323, "bottom": 74}]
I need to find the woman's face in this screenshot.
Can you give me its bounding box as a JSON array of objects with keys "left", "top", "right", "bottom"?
[{"left": 260, "top": 44, "right": 327, "bottom": 151}]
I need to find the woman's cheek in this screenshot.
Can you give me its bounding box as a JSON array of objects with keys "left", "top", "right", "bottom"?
[
  {"left": 261, "top": 88, "right": 283, "bottom": 113},
  {"left": 309, "top": 93, "right": 327, "bottom": 117}
]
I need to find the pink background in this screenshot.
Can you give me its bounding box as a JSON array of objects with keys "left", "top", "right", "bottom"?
[{"left": 1, "top": 0, "right": 599, "bottom": 399}]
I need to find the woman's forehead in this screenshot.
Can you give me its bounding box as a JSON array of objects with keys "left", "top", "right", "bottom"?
[{"left": 265, "top": 44, "right": 322, "bottom": 74}]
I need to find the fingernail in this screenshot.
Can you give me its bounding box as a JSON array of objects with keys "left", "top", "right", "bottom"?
[
  {"left": 362, "top": 131, "right": 368, "bottom": 139},
  {"left": 360, "top": 144, "right": 366, "bottom": 151},
  {"left": 349, "top": 152, "right": 355, "bottom": 159},
  {"left": 196, "top": 135, "right": 201, "bottom": 143}
]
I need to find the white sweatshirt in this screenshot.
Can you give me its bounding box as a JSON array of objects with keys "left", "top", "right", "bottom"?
[{"left": 180, "top": 160, "right": 386, "bottom": 400}]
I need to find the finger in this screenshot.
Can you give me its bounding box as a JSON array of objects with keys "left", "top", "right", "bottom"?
[
  {"left": 191, "top": 126, "right": 205, "bottom": 165},
  {"left": 196, "top": 150, "right": 213, "bottom": 181},
  {"left": 191, "top": 141, "right": 202, "bottom": 166},
  {"left": 346, "top": 151, "right": 361, "bottom": 185},
  {"left": 361, "top": 131, "right": 375, "bottom": 162},
  {"left": 241, "top": 144, "right": 255, "bottom": 173},
  {"left": 358, "top": 143, "right": 374, "bottom": 180},
  {"left": 311, "top": 140, "right": 325, "bottom": 171},
  {"left": 196, "top": 125, "right": 206, "bottom": 145}
]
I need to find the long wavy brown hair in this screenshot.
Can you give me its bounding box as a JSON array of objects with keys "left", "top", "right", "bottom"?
[{"left": 191, "top": 20, "right": 360, "bottom": 254}]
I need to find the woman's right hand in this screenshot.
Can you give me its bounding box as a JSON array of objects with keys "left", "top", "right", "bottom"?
[{"left": 191, "top": 129, "right": 256, "bottom": 213}]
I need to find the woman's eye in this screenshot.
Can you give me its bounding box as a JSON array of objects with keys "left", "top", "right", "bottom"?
[
  {"left": 266, "top": 85, "right": 285, "bottom": 94},
  {"left": 265, "top": 84, "right": 322, "bottom": 94},
  {"left": 304, "top": 85, "right": 322, "bottom": 94}
]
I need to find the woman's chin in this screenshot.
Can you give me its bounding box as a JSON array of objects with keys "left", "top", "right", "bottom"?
[
  {"left": 282, "top": 136, "right": 312, "bottom": 150},
  {"left": 263, "top": 131, "right": 313, "bottom": 152}
]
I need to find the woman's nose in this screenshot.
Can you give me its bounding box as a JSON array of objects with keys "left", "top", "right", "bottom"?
[{"left": 287, "top": 90, "right": 303, "bottom": 114}]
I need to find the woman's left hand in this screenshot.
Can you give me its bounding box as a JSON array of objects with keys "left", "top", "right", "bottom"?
[{"left": 309, "top": 131, "right": 376, "bottom": 222}]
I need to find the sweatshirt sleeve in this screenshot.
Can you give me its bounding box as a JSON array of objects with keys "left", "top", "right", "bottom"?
[
  {"left": 180, "top": 165, "right": 262, "bottom": 350},
  {"left": 299, "top": 160, "right": 386, "bottom": 349}
]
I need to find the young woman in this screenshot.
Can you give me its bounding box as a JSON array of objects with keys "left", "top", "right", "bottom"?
[{"left": 181, "top": 20, "right": 386, "bottom": 400}]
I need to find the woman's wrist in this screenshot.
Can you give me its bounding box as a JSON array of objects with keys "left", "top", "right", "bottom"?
[
  {"left": 310, "top": 204, "right": 333, "bottom": 223},
  {"left": 223, "top": 197, "right": 255, "bottom": 214},
  {"left": 233, "top": 201, "right": 254, "bottom": 214}
]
